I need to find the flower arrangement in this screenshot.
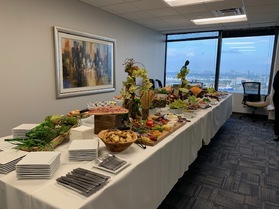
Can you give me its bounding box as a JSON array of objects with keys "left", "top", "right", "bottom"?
[
  {"left": 177, "top": 60, "right": 190, "bottom": 95},
  {"left": 120, "top": 58, "right": 153, "bottom": 119}
]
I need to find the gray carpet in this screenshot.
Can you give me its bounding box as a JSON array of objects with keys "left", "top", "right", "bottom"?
[{"left": 158, "top": 113, "right": 279, "bottom": 209}]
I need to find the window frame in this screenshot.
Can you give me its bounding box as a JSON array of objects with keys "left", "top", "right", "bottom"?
[
  {"left": 165, "top": 31, "right": 219, "bottom": 88},
  {"left": 165, "top": 27, "right": 278, "bottom": 95}
]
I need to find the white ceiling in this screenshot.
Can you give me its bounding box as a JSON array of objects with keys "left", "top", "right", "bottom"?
[{"left": 80, "top": 0, "right": 279, "bottom": 34}]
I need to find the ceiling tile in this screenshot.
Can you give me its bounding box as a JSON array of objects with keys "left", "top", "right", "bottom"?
[
  {"left": 168, "top": 20, "right": 191, "bottom": 27},
  {"left": 243, "top": 0, "right": 279, "bottom": 6},
  {"left": 173, "top": 4, "right": 210, "bottom": 14},
  {"left": 131, "top": 0, "right": 167, "bottom": 10},
  {"left": 80, "top": 0, "right": 126, "bottom": 7},
  {"left": 102, "top": 3, "right": 140, "bottom": 13},
  {"left": 181, "top": 11, "right": 214, "bottom": 19},
  {"left": 120, "top": 11, "right": 154, "bottom": 19},
  {"left": 204, "top": 0, "right": 244, "bottom": 10},
  {"left": 246, "top": 5, "right": 279, "bottom": 14},
  {"left": 80, "top": 0, "right": 279, "bottom": 34},
  {"left": 146, "top": 8, "right": 179, "bottom": 17}
]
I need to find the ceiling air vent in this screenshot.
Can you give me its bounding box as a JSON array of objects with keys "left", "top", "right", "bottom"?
[{"left": 212, "top": 7, "right": 245, "bottom": 17}]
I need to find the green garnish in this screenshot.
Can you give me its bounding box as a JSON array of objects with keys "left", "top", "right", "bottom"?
[{"left": 5, "top": 115, "right": 78, "bottom": 151}]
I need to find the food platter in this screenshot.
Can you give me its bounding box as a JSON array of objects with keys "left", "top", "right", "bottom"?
[
  {"left": 89, "top": 111, "right": 128, "bottom": 115},
  {"left": 131, "top": 115, "right": 187, "bottom": 147},
  {"left": 137, "top": 121, "right": 186, "bottom": 146},
  {"left": 68, "top": 106, "right": 128, "bottom": 116},
  {"left": 89, "top": 106, "right": 128, "bottom": 115}
]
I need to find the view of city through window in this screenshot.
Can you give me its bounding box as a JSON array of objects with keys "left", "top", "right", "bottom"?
[{"left": 166, "top": 33, "right": 275, "bottom": 95}]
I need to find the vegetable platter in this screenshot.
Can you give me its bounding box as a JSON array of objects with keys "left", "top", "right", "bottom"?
[{"left": 5, "top": 115, "right": 78, "bottom": 151}]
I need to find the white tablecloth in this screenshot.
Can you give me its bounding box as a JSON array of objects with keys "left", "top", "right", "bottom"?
[{"left": 0, "top": 94, "right": 232, "bottom": 209}]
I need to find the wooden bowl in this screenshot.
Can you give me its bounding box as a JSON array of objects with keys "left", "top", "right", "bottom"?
[{"left": 98, "top": 129, "right": 137, "bottom": 152}]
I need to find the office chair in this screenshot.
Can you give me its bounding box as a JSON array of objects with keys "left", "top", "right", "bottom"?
[
  {"left": 149, "top": 79, "right": 155, "bottom": 89},
  {"left": 155, "top": 79, "right": 163, "bottom": 88},
  {"left": 240, "top": 82, "right": 268, "bottom": 122}
]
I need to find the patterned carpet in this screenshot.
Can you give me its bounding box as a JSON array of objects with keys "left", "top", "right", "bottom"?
[{"left": 158, "top": 113, "right": 279, "bottom": 209}]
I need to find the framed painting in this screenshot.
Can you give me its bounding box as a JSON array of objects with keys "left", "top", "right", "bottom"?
[{"left": 54, "top": 26, "right": 116, "bottom": 98}]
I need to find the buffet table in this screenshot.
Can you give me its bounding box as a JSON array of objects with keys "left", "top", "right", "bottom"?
[{"left": 0, "top": 94, "right": 232, "bottom": 209}]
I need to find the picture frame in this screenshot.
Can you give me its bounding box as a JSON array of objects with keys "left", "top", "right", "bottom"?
[{"left": 54, "top": 26, "right": 116, "bottom": 98}]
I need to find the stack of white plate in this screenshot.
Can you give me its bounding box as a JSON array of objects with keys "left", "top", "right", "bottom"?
[
  {"left": 15, "top": 151, "right": 60, "bottom": 179},
  {"left": 12, "top": 124, "right": 38, "bottom": 138},
  {"left": 0, "top": 149, "right": 26, "bottom": 174},
  {"left": 68, "top": 139, "right": 98, "bottom": 161}
]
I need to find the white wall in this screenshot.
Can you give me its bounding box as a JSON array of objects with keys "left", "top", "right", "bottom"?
[{"left": 0, "top": 0, "right": 165, "bottom": 137}]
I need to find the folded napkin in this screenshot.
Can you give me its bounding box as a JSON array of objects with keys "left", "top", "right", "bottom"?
[{"left": 70, "top": 125, "right": 94, "bottom": 140}]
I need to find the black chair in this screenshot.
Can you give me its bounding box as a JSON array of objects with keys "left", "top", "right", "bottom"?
[
  {"left": 149, "top": 79, "right": 155, "bottom": 89},
  {"left": 240, "top": 82, "right": 268, "bottom": 121},
  {"left": 155, "top": 79, "right": 163, "bottom": 88}
]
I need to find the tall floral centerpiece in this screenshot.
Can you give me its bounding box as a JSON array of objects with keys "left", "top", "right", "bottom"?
[
  {"left": 120, "top": 58, "right": 153, "bottom": 120},
  {"left": 177, "top": 60, "right": 190, "bottom": 99}
]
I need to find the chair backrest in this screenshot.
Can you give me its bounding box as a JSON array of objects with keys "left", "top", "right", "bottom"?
[
  {"left": 155, "top": 79, "right": 163, "bottom": 88},
  {"left": 149, "top": 79, "right": 155, "bottom": 89},
  {"left": 242, "top": 82, "right": 261, "bottom": 102}
]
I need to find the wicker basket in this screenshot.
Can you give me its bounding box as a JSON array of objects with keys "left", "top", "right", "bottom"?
[{"left": 98, "top": 129, "right": 137, "bottom": 152}]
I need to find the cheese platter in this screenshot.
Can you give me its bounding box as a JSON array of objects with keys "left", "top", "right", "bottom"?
[
  {"left": 136, "top": 121, "right": 186, "bottom": 146},
  {"left": 132, "top": 115, "right": 187, "bottom": 146}
]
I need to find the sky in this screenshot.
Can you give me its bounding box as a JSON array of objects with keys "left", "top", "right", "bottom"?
[{"left": 166, "top": 35, "right": 275, "bottom": 76}]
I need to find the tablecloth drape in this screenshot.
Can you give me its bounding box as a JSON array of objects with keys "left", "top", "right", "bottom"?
[{"left": 0, "top": 94, "right": 232, "bottom": 209}]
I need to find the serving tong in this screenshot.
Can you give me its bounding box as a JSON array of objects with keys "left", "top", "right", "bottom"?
[
  {"left": 97, "top": 154, "right": 127, "bottom": 171},
  {"left": 56, "top": 167, "right": 110, "bottom": 197},
  {"left": 136, "top": 142, "right": 146, "bottom": 149}
]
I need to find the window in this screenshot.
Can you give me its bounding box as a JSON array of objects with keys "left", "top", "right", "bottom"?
[
  {"left": 165, "top": 28, "right": 276, "bottom": 95},
  {"left": 219, "top": 35, "right": 275, "bottom": 94},
  {"left": 166, "top": 32, "right": 218, "bottom": 88}
]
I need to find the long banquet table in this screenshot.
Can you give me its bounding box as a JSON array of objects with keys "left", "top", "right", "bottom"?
[{"left": 0, "top": 94, "right": 232, "bottom": 209}]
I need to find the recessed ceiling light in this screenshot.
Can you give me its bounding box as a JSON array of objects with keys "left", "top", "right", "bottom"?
[
  {"left": 163, "top": 0, "right": 223, "bottom": 7},
  {"left": 191, "top": 14, "right": 247, "bottom": 25}
]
